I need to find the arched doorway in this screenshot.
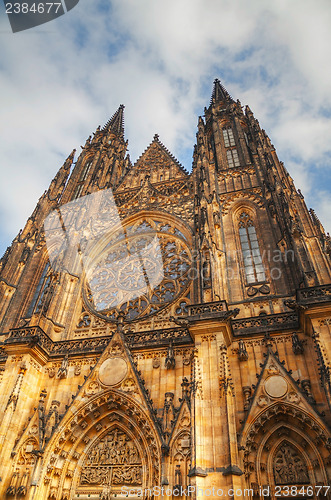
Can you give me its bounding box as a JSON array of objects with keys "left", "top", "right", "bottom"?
[
  {"left": 240, "top": 403, "right": 331, "bottom": 499},
  {"left": 38, "top": 389, "right": 161, "bottom": 500}
]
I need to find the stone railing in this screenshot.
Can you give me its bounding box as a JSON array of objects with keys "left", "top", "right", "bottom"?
[
  {"left": 6, "top": 326, "right": 110, "bottom": 356},
  {"left": 297, "top": 284, "right": 331, "bottom": 305},
  {"left": 8, "top": 326, "right": 54, "bottom": 351},
  {"left": 5, "top": 325, "right": 193, "bottom": 357},
  {"left": 125, "top": 327, "right": 192, "bottom": 349},
  {"left": 188, "top": 300, "right": 228, "bottom": 318},
  {"left": 231, "top": 311, "right": 299, "bottom": 336}
]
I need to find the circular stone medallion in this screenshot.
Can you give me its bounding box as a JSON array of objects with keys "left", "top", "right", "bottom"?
[
  {"left": 265, "top": 375, "right": 288, "bottom": 398},
  {"left": 99, "top": 357, "right": 128, "bottom": 386}
]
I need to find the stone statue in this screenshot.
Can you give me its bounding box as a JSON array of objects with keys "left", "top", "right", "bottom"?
[{"left": 57, "top": 354, "right": 69, "bottom": 379}]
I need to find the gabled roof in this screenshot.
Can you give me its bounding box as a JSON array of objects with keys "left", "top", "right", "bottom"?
[{"left": 116, "top": 134, "right": 189, "bottom": 191}]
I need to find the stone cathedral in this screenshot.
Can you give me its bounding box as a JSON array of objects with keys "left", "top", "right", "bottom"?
[{"left": 0, "top": 80, "right": 331, "bottom": 500}]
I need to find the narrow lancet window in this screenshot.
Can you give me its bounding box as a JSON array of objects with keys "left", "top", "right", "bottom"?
[
  {"left": 73, "top": 183, "right": 84, "bottom": 200},
  {"left": 222, "top": 127, "right": 236, "bottom": 147},
  {"left": 238, "top": 213, "right": 265, "bottom": 284},
  {"left": 26, "top": 261, "right": 50, "bottom": 316},
  {"left": 226, "top": 149, "right": 240, "bottom": 168},
  {"left": 79, "top": 160, "right": 92, "bottom": 182}
]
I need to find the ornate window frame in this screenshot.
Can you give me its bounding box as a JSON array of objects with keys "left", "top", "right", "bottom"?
[
  {"left": 238, "top": 211, "right": 266, "bottom": 285},
  {"left": 26, "top": 259, "right": 50, "bottom": 317}
]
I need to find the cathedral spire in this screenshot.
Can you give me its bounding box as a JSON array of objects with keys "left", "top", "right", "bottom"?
[
  {"left": 210, "top": 78, "right": 233, "bottom": 105},
  {"left": 102, "top": 104, "right": 125, "bottom": 137}
]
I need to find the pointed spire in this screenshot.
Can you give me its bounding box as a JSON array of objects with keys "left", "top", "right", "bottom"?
[
  {"left": 210, "top": 78, "right": 233, "bottom": 105},
  {"left": 63, "top": 148, "right": 76, "bottom": 170},
  {"left": 47, "top": 149, "right": 75, "bottom": 202},
  {"left": 102, "top": 104, "right": 125, "bottom": 136}
]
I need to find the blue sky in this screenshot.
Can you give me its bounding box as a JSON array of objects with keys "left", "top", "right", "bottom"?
[{"left": 1, "top": 0, "right": 331, "bottom": 258}]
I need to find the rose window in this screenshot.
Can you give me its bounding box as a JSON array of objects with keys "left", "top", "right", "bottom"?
[{"left": 84, "top": 219, "right": 192, "bottom": 321}]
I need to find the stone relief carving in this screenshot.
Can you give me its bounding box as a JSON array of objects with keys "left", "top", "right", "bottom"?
[
  {"left": 85, "top": 381, "right": 101, "bottom": 397},
  {"left": 17, "top": 438, "right": 38, "bottom": 466},
  {"left": 173, "top": 431, "right": 191, "bottom": 461},
  {"left": 80, "top": 429, "right": 142, "bottom": 486},
  {"left": 273, "top": 442, "right": 309, "bottom": 485},
  {"left": 121, "top": 378, "right": 137, "bottom": 393}
]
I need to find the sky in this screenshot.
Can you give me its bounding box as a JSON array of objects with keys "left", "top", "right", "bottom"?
[{"left": 1, "top": 0, "right": 331, "bottom": 258}]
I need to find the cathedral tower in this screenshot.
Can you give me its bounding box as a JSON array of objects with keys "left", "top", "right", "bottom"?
[{"left": 0, "top": 81, "right": 330, "bottom": 500}]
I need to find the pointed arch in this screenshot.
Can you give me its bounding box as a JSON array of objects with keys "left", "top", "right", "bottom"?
[
  {"left": 237, "top": 211, "right": 265, "bottom": 284},
  {"left": 5, "top": 436, "right": 39, "bottom": 497},
  {"left": 168, "top": 399, "right": 191, "bottom": 494},
  {"left": 271, "top": 439, "right": 310, "bottom": 486},
  {"left": 23, "top": 255, "right": 50, "bottom": 318},
  {"left": 240, "top": 403, "right": 331, "bottom": 493},
  {"left": 37, "top": 389, "right": 162, "bottom": 499}
]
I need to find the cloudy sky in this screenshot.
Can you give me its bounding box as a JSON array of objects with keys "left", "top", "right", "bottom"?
[{"left": 1, "top": 0, "right": 331, "bottom": 258}]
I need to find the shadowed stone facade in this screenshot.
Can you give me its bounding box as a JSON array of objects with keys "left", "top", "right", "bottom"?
[{"left": 0, "top": 81, "right": 331, "bottom": 499}]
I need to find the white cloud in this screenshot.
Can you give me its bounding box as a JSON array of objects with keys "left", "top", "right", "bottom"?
[{"left": 0, "top": 0, "right": 331, "bottom": 257}]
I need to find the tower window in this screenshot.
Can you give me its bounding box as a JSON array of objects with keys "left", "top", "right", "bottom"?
[
  {"left": 222, "top": 127, "right": 236, "bottom": 147},
  {"left": 238, "top": 213, "right": 265, "bottom": 284},
  {"left": 26, "top": 261, "right": 50, "bottom": 316},
  {"left": 227, "top": 149, "right": 240, "bottom": 168},
  {"left": 73, "top": 183, "right": 84, "bottom": 200},
  {"left": 79, "top": 160, "right": 92, "bottom": 182}
]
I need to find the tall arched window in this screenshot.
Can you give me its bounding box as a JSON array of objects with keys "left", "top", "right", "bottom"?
[
  {"left": 222, "top": 127, "right": 235, "bottom": 147},
  {"left": 79, "top": 160, "right": 92, "bottom": 182},
  {"left": 238, "top": 212, "right": 265, "bottom": 284},
  {"left": 26, "top": 261, "right": 50, "bottom": 317},
  {"left": 223, "top": 126, "right": 241, "bottom": 168},
  {"left": 226, "top": 149, "right": 240, "bottom": 168}
]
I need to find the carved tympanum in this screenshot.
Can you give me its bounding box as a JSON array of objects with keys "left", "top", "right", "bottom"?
[
  {"left": 80, "top": 429, "right": 142, "bottom": 486},
  {"left": 273, "top": 442, "right": 309, "bottom": 485}
]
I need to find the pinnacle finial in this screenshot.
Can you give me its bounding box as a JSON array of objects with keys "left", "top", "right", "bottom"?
[
  {"left": 102, "top": 104, "right": 125, "bottom": 136},
  {"left": 64, "top": 148, "right": 76, "bottom": 169},
  {"left": 210, "top": 78, "right": 233, "bottom": 105}
]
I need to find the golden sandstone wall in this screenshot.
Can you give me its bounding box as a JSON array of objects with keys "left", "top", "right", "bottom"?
[{"left": 0, "top": 82, "right": 331, "bottom": 499}]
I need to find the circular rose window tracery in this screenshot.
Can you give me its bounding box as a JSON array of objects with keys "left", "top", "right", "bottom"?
[{"left": 83, "top": 218, "right": 192, "bottom": 322}]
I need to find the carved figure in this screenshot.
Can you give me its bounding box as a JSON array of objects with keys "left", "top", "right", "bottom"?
[
  {"left": 80, "top": 429, "right": 142, "bottom": 486},
  {"left": 57, "top": 355, "right": 69, "bottom": 379},
  {"left": 292, "top": 332, "right": 304, "bottom": 355},
  {"left": 273, "top": 442, "right": 309, "bottom": 485},
  {"left": 165, "top": 341, "right": 176, "bottom": 370},
  {"left": 238, "top": 340, "right": 248, "bottom": 361}
]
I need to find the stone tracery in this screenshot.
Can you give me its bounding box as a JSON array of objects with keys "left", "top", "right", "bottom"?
[{"left": 84, "top": 217, "right": 192, "bottom": 322}]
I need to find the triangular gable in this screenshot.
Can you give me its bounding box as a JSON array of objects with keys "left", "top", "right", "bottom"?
[
  {"left": 239, "top": 347, "right": 329, "bottom": 442},
  {"left": 116, "top": 135, "right": 189, "bottom": 192},
  {"left": 52, "top": 324, "right": 163, "bottom": 444},
  {"left": 168, "top": 395, "right": 191, "bottom": 444}
]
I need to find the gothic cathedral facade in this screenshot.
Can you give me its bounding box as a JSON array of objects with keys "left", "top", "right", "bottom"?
[{"left": 0, "top": 80, "right": 331, "bottom": 500}]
